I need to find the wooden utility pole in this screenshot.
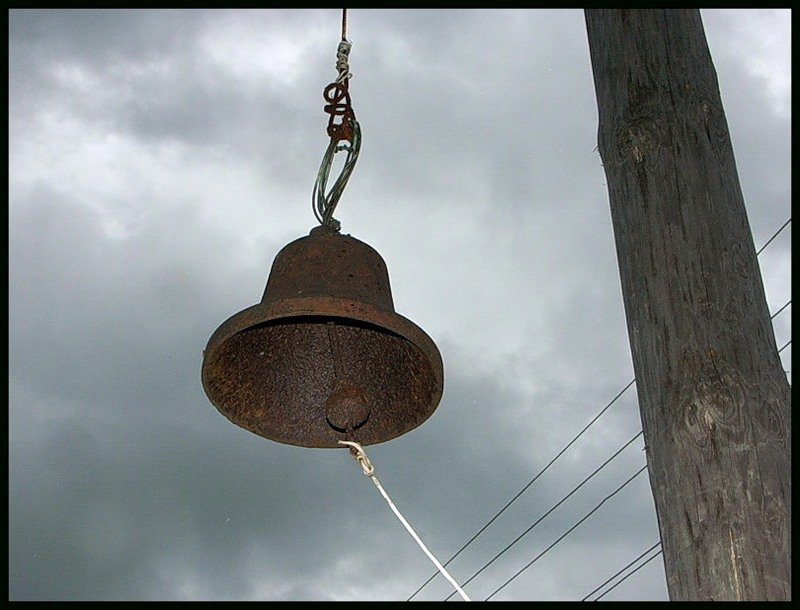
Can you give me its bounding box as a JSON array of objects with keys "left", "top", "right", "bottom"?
[{"left": 584, "top": 9, "right": 790, "bottom": 600}]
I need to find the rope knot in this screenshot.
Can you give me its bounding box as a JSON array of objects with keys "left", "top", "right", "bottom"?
[
  {"left": 335, "top": 40, "right": 353, "bottom": 84},
  {"left": 337, "top": 440, "right": 374, "bottom": 476}
]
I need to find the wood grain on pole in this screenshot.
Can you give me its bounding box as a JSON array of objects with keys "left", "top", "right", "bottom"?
[{"left": 584, "top": 9, "right": 790, "bottom": 601}]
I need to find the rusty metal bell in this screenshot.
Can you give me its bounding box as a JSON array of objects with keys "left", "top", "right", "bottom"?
[{"left": 201, "top": 225, "right": 444, "bottom": 448}]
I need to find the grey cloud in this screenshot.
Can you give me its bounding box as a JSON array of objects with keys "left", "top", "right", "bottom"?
[{"left": 9, "top": 8, "right": 788, "bottom": 601}]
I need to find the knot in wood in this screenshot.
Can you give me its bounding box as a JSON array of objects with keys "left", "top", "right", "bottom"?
[
  {"left": 678, "top": 354, "right": 746, "bottom": 449},
  {"left": 614, "top": 115, "right": 663, "bottom": 166}
]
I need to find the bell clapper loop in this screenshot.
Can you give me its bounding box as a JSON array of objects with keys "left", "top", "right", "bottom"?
[{"left": 338, "top": 439, "right": 374, "bottom": 476}]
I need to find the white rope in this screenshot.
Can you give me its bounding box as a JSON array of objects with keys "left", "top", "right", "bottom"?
[
  {"left": 335, "top": 40, "right": 352, "bottom": 84},
  {"left": 338, "top": 440, "right": 471, "bottom": 602}
]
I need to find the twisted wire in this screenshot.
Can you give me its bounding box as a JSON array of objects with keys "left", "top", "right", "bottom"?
[{"left": 312, "top": 28, "right": 360, "bottom": 231}]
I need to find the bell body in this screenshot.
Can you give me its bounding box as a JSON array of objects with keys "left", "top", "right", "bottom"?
[{"left": 201, "top": 226, "right": 444, "bottom": 447}]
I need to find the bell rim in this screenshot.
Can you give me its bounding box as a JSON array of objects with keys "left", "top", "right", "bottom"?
[{"left": 201, "top": 296, "right": 444, "bottom": 447}]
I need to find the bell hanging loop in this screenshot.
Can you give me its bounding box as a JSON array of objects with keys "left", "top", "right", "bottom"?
[
  {"left": 313, "top": 35, "right": 360, "bottom": 232},
  {"left": 313, "top": 118, "right": 361, "bottom": 232}
]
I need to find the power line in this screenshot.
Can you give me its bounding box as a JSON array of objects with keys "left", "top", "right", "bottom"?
[
  {"left": 456, "top": 297, "right": 791, "bottom": 601},
  {"left": 755, "top": 217, "right": 791, "bottom": 255},
  {"left": 771, "top": 301, "right": 791, "bottom": 366},
  {"left": 409, "top": 223, "right": 789, "bottom": 601},
  {"left": 580, "top": 301, "right": 792, "bottom": 604},
  {"left": 573, "top": 298, "right": 792, "bottom": 601},
  {"left": 581, "top": 541, "right": 661, "bottom": 601},
  {"left": 444, "top": 430, "right": 644, "bottom": 600},
  {"left": 483, "top": 465, "right": 649, "bottom": 601},
  {"left": 770, "top": 299, "right": 791, "bottom": 320},
  {"left": 577, "top": 296, "right": 792, "bottom": 601},
  {"left": 420, "top": 297, "right": 787, "bottom": 600},
  {"left": 407, "top": 379, "right": 636, "bottom": 600},
  {"left": 593, "top": 548, "right": 664, "bottom": 601},
  {"left": 771, "top": 301, "right": 791, "bottom": 367}
]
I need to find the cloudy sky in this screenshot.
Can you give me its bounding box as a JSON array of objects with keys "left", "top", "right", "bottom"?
[{"left": 9, "top": 9, "right": 791, "bottom": 601}]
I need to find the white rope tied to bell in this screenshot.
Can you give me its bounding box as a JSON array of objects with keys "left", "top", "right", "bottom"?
[{"left": 338, "top": 440, "right": 471, "bottom": 602}]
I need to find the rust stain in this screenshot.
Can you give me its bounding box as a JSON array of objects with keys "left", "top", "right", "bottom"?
[{"left": 201, "top": 225, "right": 444, "bottom": 448}]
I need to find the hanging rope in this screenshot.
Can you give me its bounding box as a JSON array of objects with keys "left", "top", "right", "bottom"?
[
  {"left": 313, "top": 9, "right": 361, "bottom": 232},
  {"left": 337, "top": 440, "right": 472, "bottom": 602}
]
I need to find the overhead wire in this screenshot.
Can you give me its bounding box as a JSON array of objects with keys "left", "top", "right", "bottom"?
[
  {"left": 483, "top": 465, "right": 649, "bottom": 601},
  {"left": 505, "top": 297, "right": 791, "bottom": 600},
  {"left": 593, "top": 548, "right": 664, "bottom": 601},
  {"left": 456, "top": 294, "right": 791, "bottom": 601},
  {"left": 407, "top": 379, "right": 636, "bottom": 600},
  {"left": 575, "top": 296, "right": 791, "bottom": 601},
  {"left": 761, "top": 218, "right": 791, "bottom": 375},
  {"left": 408, "top": 218, "right": 790, "bottom": 601},
  {"left": 755, "top": 217, "right": 791, "bottom": 255},
  {"left": 770, "top": 299, "right": 791, "bottom": 320},
  {"left": 444, "top": 430, "right": 644, "bottom": 601},
  {"left": 581, "top": 541, "right": 661, "bottom": 601},
  {"left": 577, "top": 296, "right": 792, "bottom": 601}
]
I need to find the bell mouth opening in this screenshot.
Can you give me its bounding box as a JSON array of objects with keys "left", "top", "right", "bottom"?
[{"left": 201, "top": 313, "right": 442, "bottom": 448}]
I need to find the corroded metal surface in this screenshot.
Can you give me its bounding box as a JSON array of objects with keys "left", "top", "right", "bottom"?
[{"left": 202, "top": 226, "right": 444, "bottom": 448}]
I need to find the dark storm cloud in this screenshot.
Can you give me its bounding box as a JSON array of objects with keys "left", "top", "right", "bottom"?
[
  {"left": 9, "top": 8, "right": 330, "bottom": 177},
  {"left": 9, "top": 9, "right": 204, "bottom": 60},
  {"left": 9, "top": 8, "right": 789, "bottom": 601},
  {"left": 7, "top": 153, "right": 574, "bottom": 601},
  {"left": 10, "top": 291, "right": 574, "bottom": 601}
]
